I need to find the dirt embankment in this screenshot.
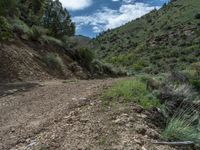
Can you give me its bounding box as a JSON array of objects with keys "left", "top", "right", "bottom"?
[
  {"left": 0, "top": 78, "right": 178, "bottom": 150},
  {"left": 0, "top": 41, "right": 89, "bottom": 83}
]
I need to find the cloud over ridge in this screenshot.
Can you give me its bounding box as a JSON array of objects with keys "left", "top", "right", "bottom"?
[
  {"left": 59, "top": 0, "right": 92, "bottom": 11},
  {"left": 73, "top": 3, "right": 159, "bottom": 33}
]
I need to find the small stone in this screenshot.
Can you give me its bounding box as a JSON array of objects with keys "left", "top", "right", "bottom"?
[
  {"left": 146, "top": 129, "right": 160, "bottom": 139},
  {"left": 134, "top": 107, "right": 144, "bottom": 113},
  {"left": 113, "top": 118, "right": 125, "bottom": 125},
  {"left": 136, "top": 126, "right": 147, "bottom": 135},
  {"left": 142, "top": 146, "right": 147, "bottom": 150},
  {"left": 6, "top": 89, "right": 18, "bottom": 94},
  {"left": 72, "top": 98, "right": 77, "bottom": 101},
  {"left": 10, "top": 127, "right": 15, "bottom": 133},
  {"left": 80, "top": 119, "right": 89, "bottom": 123}
]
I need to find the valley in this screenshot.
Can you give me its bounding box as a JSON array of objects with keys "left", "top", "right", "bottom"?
[{"left": 0, "top": 0, "right": 200, "bottom": 149}]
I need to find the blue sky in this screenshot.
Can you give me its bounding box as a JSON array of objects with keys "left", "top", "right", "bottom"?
[{"left": 60, "top": 0, "right": 170, "bottom": 37}]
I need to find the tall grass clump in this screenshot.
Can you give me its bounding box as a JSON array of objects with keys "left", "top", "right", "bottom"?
[
  {"left": 162, "top": 103, "right": 200, "bottom": 148},
  {"left": 102, "top": 79, "right": 160, "bottom": 109}
]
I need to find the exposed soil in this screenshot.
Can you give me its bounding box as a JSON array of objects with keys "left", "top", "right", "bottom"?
[
  {"left": 0, "top": 42, "right": 89, "bottom": 83},
  {"left": 0, "top": 78, "right": 179, "bottom": 150}
]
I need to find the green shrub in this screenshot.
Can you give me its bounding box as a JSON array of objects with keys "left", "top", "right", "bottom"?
[
  {"left": 191, "top": 80, "right": 200, "bottom": 91},
  {"left": 61, "top": 35, "right": 77, "bottom": 48},
  {"left": 11, "top": 19, "right": 32, "bottom": 39},
  {"left": 132, "top": 60, "right": 148, "bottom": 72},
  {"left": 45, "top": 53, "right": 64, "bottom": 70},
  {"left": 102, "top": 79, "right": 160, "bottom": 109},
  {"left": 40, "top": 35, "right": 63, "bottom": 47},
  {"left": 77, "top": 48, "right": 95, "bottom": 70},
  {"left": 92, "top": 60, "right": 127, "bottom": 76},
  {"left": 0, "top": 17, "right": 12, "bottom": 43},
  {"left": 108, "top": 53, "right": 137, "bottom": 66},
  {"left": 0, "top": 0, "right": 18, "bottom": 17},
  {"left": 191, "top": 62, "right": 200, "bottom": 75},
  {"left": 12, "top": 20, "right": 49, "bottom": 41},
  {"left": 163, "top": 119, "right": 199, "bottom": 142},
  {"left": 195, "top": 13, "right": 200, "bottom": 19},
  {"left": 162, "top": 104, "right": 200, "bottom": 148},
  {"left": 29, "top": 26, "right": 48, "bottom": 41},
  {"left": 185, "top": 63, "right": 200, "bottom": 91}
]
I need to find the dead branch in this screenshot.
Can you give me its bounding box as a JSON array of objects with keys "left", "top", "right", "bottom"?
[{"left": 153, "top": 141, "right": 196, "bottom": 150}]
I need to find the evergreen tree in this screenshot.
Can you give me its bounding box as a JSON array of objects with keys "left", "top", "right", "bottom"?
[
  {"left": 0, "top": 0, "right": 19, "bottom": 17},
  {"left": 19, "top": 0, "right": 46, "bottom": 26},
  {"left": 42, "top": 0, "right": 75, "bottom": 37}
]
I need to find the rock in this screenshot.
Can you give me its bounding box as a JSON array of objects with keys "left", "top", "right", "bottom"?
[
  {"left": 135, "top": 126, "right": 147, "bottom": 135},
  {"left": 6, "top": 89, "right": 18, "bottom": 94},
  {"left": 146, "top": 129, "right": 160, "bottom": 139},
  {"left": 113, "top": 113, "right": 129, "bottom": 125},
  {"left": 80, "top": 118, "right": 89, "bottom": 123},
  {"left": 72, "top": 98, "right": 77, "bottom": 101},
  {"left": 142, "top": 146, "right": 147, "bottom": 150},
  {"left": 10, "top": 127, "right": 15, "bottom": 133},
  {"left": 133, "top": 106, "right": 144, "bottom": 113},
  {"left": 113, "top": 118, "right": 123, "bottom": 124},
  {"left": 136, "top": 114, "right": 147, "bottom": 118}
]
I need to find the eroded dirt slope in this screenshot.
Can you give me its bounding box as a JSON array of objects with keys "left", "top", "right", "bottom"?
[
  {"left": 0, "top": 78, "right": 177, "bottom": 150},
  {"left": 0, "top": 42, "right": 88, "bottom": 83}
]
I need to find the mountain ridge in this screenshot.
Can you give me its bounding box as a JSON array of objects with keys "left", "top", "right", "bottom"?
[{"left": 93, "top": 0, "right": 200, "bottom": 74}]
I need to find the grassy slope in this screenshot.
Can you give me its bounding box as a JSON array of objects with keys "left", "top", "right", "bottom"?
[{"left": 93, "top": 0, "right": 200, "bottom": 74}]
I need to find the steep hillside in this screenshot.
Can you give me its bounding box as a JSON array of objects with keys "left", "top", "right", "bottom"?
[
  {"left": 93, "top": 0, "right": 200, "bottom": 74},
  {"left": 0, "top": 41, "right": 90, "bottom": 82},
  {"left": 0, "top": 0, "right": 123, "bottom": 82}
]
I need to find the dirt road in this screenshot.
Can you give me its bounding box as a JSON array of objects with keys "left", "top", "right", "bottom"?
[{"left": 0, "top": 78, "right": 176, "bottom": 150}]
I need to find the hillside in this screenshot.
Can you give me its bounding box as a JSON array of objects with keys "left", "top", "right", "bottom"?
[
  {"left": 93, "top": 0, "right": 200, "bottom": 74},
  {"left": 0, "top": 0, "right": 122, "bottom": 82},
  {"left": 0, "top": 0, "right": 200, "bottom": 149}
]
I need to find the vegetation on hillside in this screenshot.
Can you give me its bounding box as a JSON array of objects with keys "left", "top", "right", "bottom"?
[
  {"left": 0, "top": 0, "right": 75, "bottom": 41},
  {"left": 93, "top": 0, "right": 200, "bottom": 74},
  {"left": 101, "top": 66, "right": 200, "bottom": 148},
  {"left": 1, "top": 0, "right": 200, "bottom": 148},
  {"left": 102, "top": 78, "right": 160, "bottom": 109},
  {"left": 94, "top": 2, "right": 200, "bottom": 146},
  {"left": 0, "top": 0, "right": 123, "bottom": 78}
]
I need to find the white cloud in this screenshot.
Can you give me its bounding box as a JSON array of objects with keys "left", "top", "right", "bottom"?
[
  {"left": 123, "top": 0, "right": 135, "bottom": 3},
  {"left": 59, "top": 0, "right": 92, "bottom": 11},
  {"left": 73, "top": 3, "right": 159, "bottom": 33}
]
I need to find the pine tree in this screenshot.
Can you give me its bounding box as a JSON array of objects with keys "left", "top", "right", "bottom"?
[
  {"left": 42, "top": 0, "right": 75, "bottom": 37},
  {"left": 0, "top": 0, "right": 19, "bottom": 17},
  {"left": 19, "top": 0, "right": 46, "bottom": 26}
]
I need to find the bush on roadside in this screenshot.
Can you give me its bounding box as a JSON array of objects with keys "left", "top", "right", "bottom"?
[
  {"left": 45, "top": 53, "right": 64, "bottom": 71},
  {"left": 162, "top": 103, "right": 200, "bottom": 148},
  {"left": 76, "top": 48, "right": 95, "bottom": 70}
]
